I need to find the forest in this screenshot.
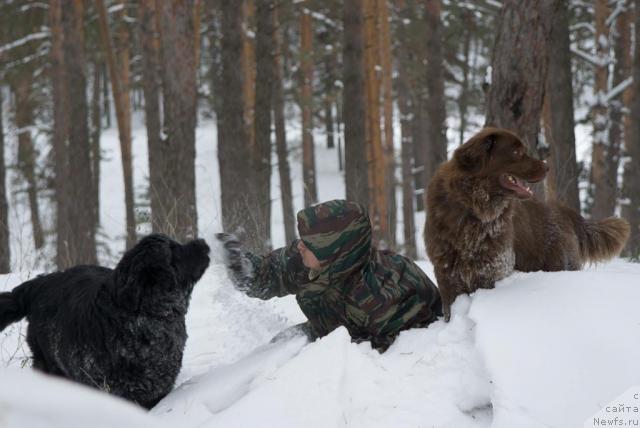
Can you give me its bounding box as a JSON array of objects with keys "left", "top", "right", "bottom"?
[{"left": 0, "top": 0, "right": 638, "bottom": 272}]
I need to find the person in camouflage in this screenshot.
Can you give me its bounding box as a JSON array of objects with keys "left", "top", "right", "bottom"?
[{"left": 217, "top": 199, "right": 442, "bottom": 352}]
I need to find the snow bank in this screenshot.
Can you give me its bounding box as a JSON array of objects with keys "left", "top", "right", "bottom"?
[
  {"left": 2, "top": 258, "right": 639, "bottom": 428},
  {"left": 469, "top": 260, "right": 640, "bottom": 428},
  {"left": 0, "top": 368, "right": 168, "bottom": 428}
]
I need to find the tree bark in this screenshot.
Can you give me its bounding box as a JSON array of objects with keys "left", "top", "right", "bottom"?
[
  {"left": 50, "top": 0, "right": 73, "bottom": 268},
  {"left": 95, "top": 0, "right": 136, "bottom": 248},
  {"left": 91, "top": 61, "right": 102, "bottom": 227},
  {"left": 0, "top": 90, "right": 11, "bottom": 272},
  {"left": 242, "top": 0, "right": 256, "bottom": 153},
  {"left": 624, "top": 0, "right": 640, "bottom": 257},
  {"left": 423, "top": 0, "right": 447, "bottom": 186},
  {"left": 139, "top": 0, "right": 167, "bottom": 234},
  {"left": 398, "top": 64, "right": 417, "bottom": 260},
  {"left": 254, "top": 0, "right": 275, "bottom": 250},
  {"left": 300, "top": 6, "right": 317, "bottom": 207},
  {"left": 158, "top": 0, "right": 199, "bottom": 241},
  {"left": 363, "top": 0, "right": 388, "bottom": 246},
  {"left": 590, "top": 0, "right": 614, "bottom": 219},
  {"left": 543, "top": 0, "right": 580, "bottom": 212},
  {"left": 485, "top": 0, "right": 559, "bottom": 198},
  {"left": 343, "top": 0, "right": 368, "bottom": 208},
  {"left": 272, "top": 5, "right": 296, "bottom": 244},
  {"left": 379, "top": 0, "right": 396, "bottom": 248},
  {"left": 218, "top": 0, "right": 256, "bottom": 247},
  {"left": 13, "top": 75, "right": 44, "bottom": 250},
  {"left": 60, "top": 0, "right": 97, "bottom": 266}
]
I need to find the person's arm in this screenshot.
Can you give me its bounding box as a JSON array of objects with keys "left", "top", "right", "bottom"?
[{"left": 217, "top": 234, "right": 309, "bottom": 300}]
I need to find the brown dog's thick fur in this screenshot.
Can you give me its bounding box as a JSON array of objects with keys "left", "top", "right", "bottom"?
[{"left": 425, "top": 127, "right": 630, "bottom": 321}]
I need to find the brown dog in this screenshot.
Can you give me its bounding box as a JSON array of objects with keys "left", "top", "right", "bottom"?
[{"left": 425, "top": 127, "right": 630, "bottom": 321}]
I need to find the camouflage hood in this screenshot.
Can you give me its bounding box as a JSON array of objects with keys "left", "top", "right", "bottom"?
[{"left": 297, "top": 200, "right": 372, "bottom": 278}]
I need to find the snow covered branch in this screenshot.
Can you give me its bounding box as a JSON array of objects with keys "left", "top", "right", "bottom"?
[
  {"left": 0, "top": 31, "right": 50, "bottom": 56},
  {"left": 605, "top": 76, "right": 633, "bottom": 103},
  {"left": 570, "top": 45, "right": 612, "bottom": 67}
]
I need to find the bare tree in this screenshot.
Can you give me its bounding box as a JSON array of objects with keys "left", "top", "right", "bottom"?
[
  {"left": 254, "top": 0, "right": 275, "bottom": 249},
  {"left": 272, "top": 5, "right": 296, "bottom": 244},
  {"left": 485, "top": 0, "right": 560, "bottom": 197},
  {"left": 423, "top": 0, "right": 447, "bottom": 185},
  {"left": 12, "top": 73, "right": 44, "bottom": 250},
  {"left": 58, "top": 0, "right": 97, "bottom": 266},
  {"left": 543, "top": 0, "right": 580, "bottom": 211},
  {"left": 343, "top": 0, "right": 368, "bottom": 207},
  {"left": 158, "top": 0, "right": 199, "bottom": 241},
  {"left": 0, "top": 88, "right": 10, "bottom": 272},
  {"left": 218, "top": 0, "right": 259, "bottom": 249},
  {"left": 139, "top": 0, "right": 168, "bottom": 234},
  {"left": 300, "top": 5, "right": 318, "bottom": 207},
  {"left": 590, "top": 0, "right": 616, "bottom": 219},
  {"left": 96, "top": 0, "right": 136, "bottom": 247},
  {"left": 624, "top": 0, "right": 640, "bottom": 257}
]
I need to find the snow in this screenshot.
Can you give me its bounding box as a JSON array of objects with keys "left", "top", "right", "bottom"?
[
  {"left": 2, "top": 254, "right": 640, "bottom": 427},
  {"left": 0, "top": 368, "right": 169, "bottom": 428}
]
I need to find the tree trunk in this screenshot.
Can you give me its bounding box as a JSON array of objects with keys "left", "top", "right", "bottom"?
[
  {"left": 398, "top": 65, "right": 417, "bottom": 260},
  {"left": 343, "top": 0, "right": 368, "bottom": 208},
  {"left": 300, "top": 6, "right": 317, "bottom": 207},
  {"left": 363, "top": 0, "right": 388, "bottom": 246},
  {"left": 242, "top": 0, "right": 256, "bottom": 154},
  {"left": 61, "top": 0, "right": 97, "bottom": 266},
  {"left": 0, "top": 90, "right": 11, "bottom": 272},
  {"left": 590, "top": 0, "right": 614, "bottom": 219},
  {"left": 423, "top": 0, "right": 447, "bottom": 186},
  {"left": 485, "top": 0, "right": 559, "bottom": 198},
  {"left": 50, "top": 0, "right": 72, "bottom": 268},
  {"left": 624, "top": 0, "right": 640, "bottom": 257},
  {"left": 95, "top": 0, "right": 137, "bottom": 248},
  {"left": 91, "top": 61, "right": 102, "bottom": 227},
  {"left": 458, "top": 9, "right": 473, "bottom": 147},
  {"left": 102, "top": 62, "right": 111, "bottom": 128},
  {"left": 603, "top": 6, "right": 629, "bottom": 217},
  {"left": 218, "top": 0, "right": 256, "bottom": 247},
  {"left": 158, "top": 0, "right": 199, "bottom": 241},
  {"left": 139, "top": 0, "right": 167, "bottom": 234},
  {"left": 13, "top": 75, "right": 44, "bottom": 251},
  {"left": 543, "top": 0, "right": 580, "bottom": 212},
  {"left": 273, "top": 5, "right": 296, "bottom": 244},
  {"left": 379, "top": 0, "right": 396, "bottom": 248},
  {"left": 324, "top": 96, "right": 335, "bottom": 150},
  {"left": 254, "top": 0, "right": 275, "bottom": 250}
]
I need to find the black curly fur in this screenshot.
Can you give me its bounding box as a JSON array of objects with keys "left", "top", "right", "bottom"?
[{"left": 0, "top": 233, "right": 210, "bottom": 409}]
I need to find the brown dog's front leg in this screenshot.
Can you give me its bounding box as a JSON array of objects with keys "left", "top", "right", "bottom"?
[{"left": 434, "top": 269, "right": 457, "bottom": 322}]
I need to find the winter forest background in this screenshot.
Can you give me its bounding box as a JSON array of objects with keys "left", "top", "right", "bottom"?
[{"left": 0, "top": 0, "right": 639, "bottom": 273}]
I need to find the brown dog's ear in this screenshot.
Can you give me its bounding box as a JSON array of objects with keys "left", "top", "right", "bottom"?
[{"left": 453, "top": 132, "right": 496, "bottom": 171}]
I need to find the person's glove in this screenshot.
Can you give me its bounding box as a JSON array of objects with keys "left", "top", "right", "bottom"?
[{"left": 216, "top": 233, "right": 254, "bottom": 293}]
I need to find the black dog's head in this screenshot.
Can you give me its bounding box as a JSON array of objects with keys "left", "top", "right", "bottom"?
[{"left": 114, "top": 234, "right": 210, "bottom": 314}]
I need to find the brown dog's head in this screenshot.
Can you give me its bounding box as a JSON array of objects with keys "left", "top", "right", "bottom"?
[{"left": 453, "top": 127, "right": 549, "bottom": 199}]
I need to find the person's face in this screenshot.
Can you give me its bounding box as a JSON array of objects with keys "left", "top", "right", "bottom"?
[{"left": 297, "top": 240, "right": 322, "bottom": 270}]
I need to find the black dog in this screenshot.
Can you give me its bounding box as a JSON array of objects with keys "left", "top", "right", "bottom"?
[{"left": 0, "top": 233, "right": 210, "bottom": 409}]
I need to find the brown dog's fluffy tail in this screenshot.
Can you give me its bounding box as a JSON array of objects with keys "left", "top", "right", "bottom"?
[{"left": 579, "top": 217, "right": 630, "bottom": 263}]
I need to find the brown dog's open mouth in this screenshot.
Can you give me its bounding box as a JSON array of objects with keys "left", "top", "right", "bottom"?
[{"left": 499, "top": 174, "right": 534, "bottom": 198}]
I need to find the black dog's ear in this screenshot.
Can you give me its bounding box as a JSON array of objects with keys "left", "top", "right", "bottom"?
[
  {"left": 114, "top": 237, "right": 176, "bottom": 312},
  {"left": 454, "top": 132, "right": 496, "bottom": 172}
]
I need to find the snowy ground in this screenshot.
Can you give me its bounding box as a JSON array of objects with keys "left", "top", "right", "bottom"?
[
  {"left": 2, "top": 259, "right": 640, "bottom": 428},
  {"left": 1, "top": 109, "right": 639, "bottom": 427}
]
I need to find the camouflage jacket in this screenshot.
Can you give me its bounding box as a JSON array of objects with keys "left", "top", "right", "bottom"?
[{"left": 241, "top": 200, "right": 442, "bottom": 351}]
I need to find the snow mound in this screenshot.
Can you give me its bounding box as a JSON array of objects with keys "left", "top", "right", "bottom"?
[
  {"left": 0, "top": 368, "right": 168, "bottom": 428},
  {"left": 1, "top": 259, "right": 639, "bottom": 428}
]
